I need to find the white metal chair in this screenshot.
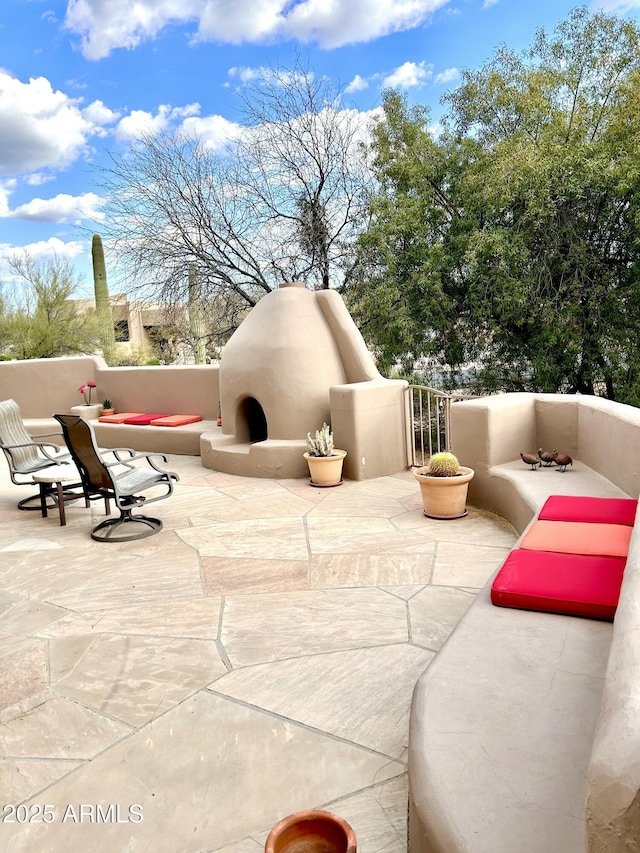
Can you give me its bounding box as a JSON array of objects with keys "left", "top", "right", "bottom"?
[
  {"left": 55, "top": 413, "right": 179, "bottom": 541},
  {"left": 0, "top": 398, "right": 74, "bottom": 510}
]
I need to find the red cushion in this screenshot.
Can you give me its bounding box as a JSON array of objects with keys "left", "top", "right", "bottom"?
[
  {"left": 122, "top": 414, "right": 172, "bottom": 425},
  {"left": 491, "top": 548, "right": 626, "bottom": 621},
  {"left": 149, "top": 415, "right": 202, "bottom": 427},
  {"left": 539, "top": 495, "right": 637, "bottom": 526},
  {"left": 98, "top": 412, "right": 145, "bottom": 424},
  {"left": 520, "top": 520, "right": 631, "bottom": 558}
]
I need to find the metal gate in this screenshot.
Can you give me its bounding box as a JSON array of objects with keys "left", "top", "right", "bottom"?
[{"left": 405, "top": 384, "right": 452, "bottom": 468}]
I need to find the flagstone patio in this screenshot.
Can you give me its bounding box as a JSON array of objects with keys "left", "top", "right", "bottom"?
[{"left": 0, "top": 455, "right": 517, "bottom": 852}]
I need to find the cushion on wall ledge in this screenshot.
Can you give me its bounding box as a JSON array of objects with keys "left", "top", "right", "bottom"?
[
  {"left": 122, "top": 414, "right": 172, "bottom": 425},
  {"left": 538, "top": 495, "right": 637, "bottom": 526},
  {"left": 150, "top": 415, "right": 202, "bottom": 427},
  {"left": 520, "top": 519, "right": 632, "bottom": 558},
  {"left": 98, "top": 412, "right": 145, "bottom": 423},
  {"left": 491, "top": 548, "right": 626, "bottom": 621}
]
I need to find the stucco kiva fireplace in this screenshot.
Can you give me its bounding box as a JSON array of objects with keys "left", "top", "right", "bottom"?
[{"left": 200, "top": 282, "right": 408, "bottom": 480}]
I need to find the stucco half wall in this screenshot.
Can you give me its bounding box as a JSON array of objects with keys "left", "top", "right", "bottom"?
[{"left": 200, "top": 283, "right": 408, "bottom": 479}]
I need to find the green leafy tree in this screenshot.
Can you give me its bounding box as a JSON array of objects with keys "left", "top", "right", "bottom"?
[
  {"left": 4, "top": 254, "right": 100, "bottom": 359},
  {"left": 344, "top": 90, "right": 470, "bottom": 376},
  {"left": 346, "top": 7, "right": 640, "bottom": 402}
]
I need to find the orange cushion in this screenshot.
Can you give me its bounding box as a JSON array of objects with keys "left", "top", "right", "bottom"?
[
  {"left": 98, "top": 412, "right": 145, "bottom": 423},
  {"left": 149, "top": 415, "right": 202, "bottom": 427},
  {"left": 520, "top": 520, "right": 632, "bottom": 558}
]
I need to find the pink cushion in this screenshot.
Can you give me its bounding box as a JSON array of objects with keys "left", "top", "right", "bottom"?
[
  {"left": 98, "top": 412, "right": 145, "bottom": 423},
  {"left": 122, "top": 414, "right": 172, "bottom": 425},
  {"left": 491, "top": 548, "right": 626, "bottom": 621},
  {"left": 149, "top": 415, "right": 202, "bottom": 427},
  {"left": 538, "top": 495, "right": 637, "bottom": 526},
  {"left": 520, "top": 520, "right": 632, "bottom": 558}
]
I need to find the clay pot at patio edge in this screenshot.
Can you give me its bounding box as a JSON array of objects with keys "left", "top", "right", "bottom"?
[
  {"left": 414, "top": 465, "right": 475, "bottom": 519},
  {"left": 264, "top": 809, "right": 357, "bottom": 853},
  {"left": 303, "top": 450, "right": 347, "bottom": 487}
]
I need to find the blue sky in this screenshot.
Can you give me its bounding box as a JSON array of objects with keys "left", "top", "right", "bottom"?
[{"left": 1, "top": 0, "right": 639, "bottom": 297}]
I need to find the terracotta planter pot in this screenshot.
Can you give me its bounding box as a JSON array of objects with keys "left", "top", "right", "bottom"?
[
  {"left": 303, "top": 450, "right": 347, "bottom": 487},
  {"left": 414, "top": 466, "right": 475, "bottom": 519},
  {"left": 264, "top": 809, "right": 357, "bottom": 853},
  {"left": 100, "top": 408, "right": 115, "bottom": 417}
]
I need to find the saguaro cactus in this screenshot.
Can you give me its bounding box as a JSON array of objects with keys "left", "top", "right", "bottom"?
[
  {"left": 188, "top": 262, "right": 207, "bottom": 364},
  {"left": 91, "top": 234, "right": 117, "bottom": 365}
]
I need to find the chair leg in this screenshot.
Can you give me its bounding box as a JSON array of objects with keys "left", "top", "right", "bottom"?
[
  {"left": 90, "top": 508, "right": 163, "bottom": 542},
  {"left": 18, "top": 491, "right": 57, "bottom": 511}
]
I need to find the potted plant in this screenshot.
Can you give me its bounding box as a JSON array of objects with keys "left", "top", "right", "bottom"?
[
  {"left": 414, "top": 451, "right": 474, "bottom": 519},
  {"left": 100, "top": 399, "right": 115, "bottom": 416},
  {"left": 264, "top": 808, "right": 357, "bottom": 853},
  {"left": 71, "top": 379, "right": 102, "bottom": 418},
  {"left": 77, "top": 380, "right": 97, "bottom": 407},
  {"left": 303, "top": 423, "right": 347, "bottom": 487}
]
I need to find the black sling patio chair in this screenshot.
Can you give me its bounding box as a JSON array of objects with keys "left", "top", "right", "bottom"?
[
  {"left": 54, "top": 413, "right": 179, "bottom": 542},
  {"left": 0, "top": 398, "right": 75, "bottom": 510}
]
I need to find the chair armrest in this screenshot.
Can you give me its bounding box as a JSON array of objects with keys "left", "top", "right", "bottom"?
[
  {"left": 102, "top": 447, "right": 136, "bottom": 462},
  {"left": 103, "top": 452, "right": 178, "bottom": 479},
  {"left": 1, "top": 439, "right": 66, "bottom": 459},
  {"left": 28, "top": 431, "right": 63, "bottom": 440}
]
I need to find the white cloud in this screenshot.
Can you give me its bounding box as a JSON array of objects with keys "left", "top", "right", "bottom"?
[
  {"left": 382, "top": 60, "right": 433, "bottom": 89},
  {"left": 434, "top": 67, "right": 459, "bottom": 85},
  {"left": 64, "top": 0, "right": 452, "bottom": 59},
  {"left": 482, "top": 0, "right": 500, "bottom": 8},
  {"left": 227, "top": 65, "right": 272, "bottom": 84},
  {"left": 594, "top": 0, "right": 640, "bottom": 9},
  {"left": 0, "top": 180, "right": 15, "bottom": 217},
  {"left": 284, "top": 0, "right": 450, "bottom": 49},
  {"left": 0, "top": 237, "right": 86, "bottom": 277},
  {"left": 345, "top": 74, "right": 369, "bottom": 94},
  {"left": 113, "top": 102, "right": 240, "bottom": 151},
  {"left": 115, "top": 103, "right": 201, "bottom": 141},
  {"left": 82, "top": 99, "right": 120, "bottom": 127},
  {"left": 198, "top": 0, "right": 289, "bottom": 45},
  {"left": 0, "top": 70, "right": 97, "bottom": 175},
  {"left": 64, "top": 0, "right": 203, "bottom": 61},
  {"left": 181, "top": 115, "right": 242, "bottom": 150},
  {"left": 25, "top": 173, "right": 56, "bottom": 187},
  {"left": 9, "top": 192, "right": 106, "bottom": 224}
]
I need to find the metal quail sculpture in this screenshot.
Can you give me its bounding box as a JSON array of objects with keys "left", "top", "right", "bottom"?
[
  {"left": 537, "top": 448, "right": 557, "bottom": 467},
  {"left": 554, "top": 453, "right": 573, "bottom": 473},
  {"left": 520, "top": 451, "right": 541, "bottom": 471}
]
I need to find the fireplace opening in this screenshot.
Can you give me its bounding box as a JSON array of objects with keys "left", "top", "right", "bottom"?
[{"left": 241, "top": 396, "right": 268, "bottom": 443}]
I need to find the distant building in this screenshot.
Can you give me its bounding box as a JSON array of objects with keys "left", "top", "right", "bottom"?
[{"left": 70, "top": 294, "right": 191, "bottom": 362}]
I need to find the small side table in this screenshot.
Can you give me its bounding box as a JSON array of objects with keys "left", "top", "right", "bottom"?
[{"left": 32, "top": 465, "right": 85, "bottom": 527}]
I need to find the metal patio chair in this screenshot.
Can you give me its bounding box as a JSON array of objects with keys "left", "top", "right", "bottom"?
[
  {"left": 0, "top": 398, "right": 74, "bottom": 510},
  {"left": 54, "top": 413, "right": 179, "bottom": 542}
]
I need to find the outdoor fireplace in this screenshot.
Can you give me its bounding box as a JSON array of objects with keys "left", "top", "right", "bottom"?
[{"left": 200, "top": 282, "right": 408, "bottom": 480}]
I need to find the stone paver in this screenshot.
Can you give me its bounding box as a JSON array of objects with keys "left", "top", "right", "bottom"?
[{"left": 0, "top": 455, "right": 517, "bottom": 852}]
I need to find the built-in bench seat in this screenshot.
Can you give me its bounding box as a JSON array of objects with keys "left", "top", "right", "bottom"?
[
  {"left": 0, "top": 356, "right": 221, "bottom": 457},
  {"left": 92, "top": 419, "right": 217, "bottom": 456},
  {"left": 409, "top": 394, "right": 640, "bottom": 853}
]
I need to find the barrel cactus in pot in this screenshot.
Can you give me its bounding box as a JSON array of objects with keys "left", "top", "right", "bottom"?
[{"left": 414, "top": 451, "right": 474, "bottom": 519}]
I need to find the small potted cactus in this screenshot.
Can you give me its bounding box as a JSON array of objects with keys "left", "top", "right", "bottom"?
[
  {"left": 100, "top": 398, "right": 115, "bottom": 417},
  {"left": 414, "top": 450, "right": 474, "bottom": 519},
  {"left": 303, "top": 422, "right": 347, "bottom": 487}
]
